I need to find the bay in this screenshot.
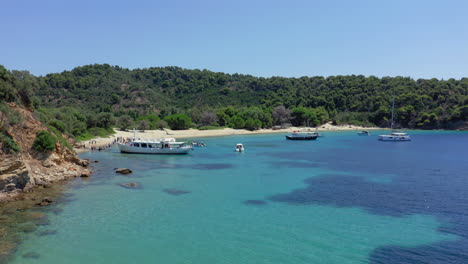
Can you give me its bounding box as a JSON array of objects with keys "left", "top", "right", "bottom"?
[{"left": 8, "top": 131, "right": 468, "bottom": 263}]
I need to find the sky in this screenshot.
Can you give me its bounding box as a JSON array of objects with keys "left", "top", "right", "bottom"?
[{"left": 1, "top": 0, "right": 468, "bottom": 79}]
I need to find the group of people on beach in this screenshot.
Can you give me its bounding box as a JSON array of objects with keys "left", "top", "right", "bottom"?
[{"left": 75, "top": 137, "right": 133, "bottom": 151}]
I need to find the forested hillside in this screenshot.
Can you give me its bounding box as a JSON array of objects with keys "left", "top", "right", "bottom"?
[{"left": 1, "top": 64, "right": 467, "bottom": 141}]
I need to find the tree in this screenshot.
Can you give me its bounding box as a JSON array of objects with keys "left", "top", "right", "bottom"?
[
  {"left": 95, "top": 112, "right": 114, "bottom": 129},
  {"left": 138, "top": 119, "right": 150, "bottom": 131},
  {"left": 272, "top": 106, "right": 292, "bottom": 125},
  {"left": 200, "top": 111, "right": 218, "bottom": 126},
  {"left": 164, "top": 114, "right": 192, "bottom": 130},
  {"left": 118, "top": 115, "right": 133, "bottom": 130},
  {"left": 230, "top": 115, "right": 245, "bottom": 129}
]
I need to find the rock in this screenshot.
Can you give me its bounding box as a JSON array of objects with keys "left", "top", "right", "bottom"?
[
  {"left": 25, "top": 211, "right": 46, "bottom": 220},
  {"left": 4, "top": 183, "right": 16, "bottom": 192},
  {"left": 35, "top": 217, "right": 50, "bottom": 226},
  {"left": 48, "top": 207, "right": 63, "bottom": 215},
  {"left": 118, "top": 182, "right": 141, "bottom": 189},
  {"left": 42, "top": 159, "right": 55, "bottom": 168},
  {"left": 0, "top": 227, "right": 7, "bottom": 237},
  {"left": 0, "top": 216, "right": 13, "bottom": 224},
  {"left": 35, "top": 197, "right": 53, "bottom": 207},
  {"left": 0, "top": 159, "right": 30, "bottom": 193},
  {"left": 37, "top": 229, "right": 57, "bottom": 236},
  {"left": 0, "top": 241, "right": 16, "bottom": 257},
  {"left": 115, "top": 168, "right": 132, "bottom": 175},
  {"left": 80, "top": 159, "right": 90, "bottom": 167},
  {"left": 20, "top": 224, "right": 37, "bottom": 233},
  {"left": 80, "top": 170, "right": 91, "bottom": 177},
  {"left": 22, "top": 252, "right": 41, "bottom": 259},
  {"left": 163, "top": 188, "right": 191, "bottom": 196},
  {"left": 243, "top": 200, "right": 267, "bottom": 206}
]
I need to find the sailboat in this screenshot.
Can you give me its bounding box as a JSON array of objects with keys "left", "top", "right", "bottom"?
[{"left": 378, "top": 96, "right": 411, "bottom": 141}]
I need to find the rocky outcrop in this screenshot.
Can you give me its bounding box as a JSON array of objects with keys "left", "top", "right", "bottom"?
[
  {"left": 0, "top": 159, "right": 29, "bottom": 192},
  {"left": 0, "top": 103, "right": 91, "bottom": 202}
]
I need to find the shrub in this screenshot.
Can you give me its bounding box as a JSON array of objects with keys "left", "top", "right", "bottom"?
[
  {"left": 48, "top": 120, "right": 66, "bottom": 133},
  {"left": 48, "top": 126, "right": 72, "bottom": 149},
  {"left": 198, "top": 125, "right": 224, "bottom": 130},
  {"left": 0, "top": 130, "right": 21, "bottom": 153},
  {"left": 32, "top": 130, "right": 57, "bottom": 152}
]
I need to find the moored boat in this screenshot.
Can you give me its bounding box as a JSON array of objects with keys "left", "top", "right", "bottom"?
[
  {"left": 118, "top": 138, "right": 192, "bottom": 154},
  {"left": 378, "top": 96, "right": 411, "bottom": 141},
  {"left": 378, "top": 132, "right": 411, "bottom": 141},
  {"left": 285, "top": 131, "right": 318, "bottom": 140},
  {"left": 357, "top": 131, "right": 371, "bottom": 136},
  {"left": 235, "top": 143, "right": 245, "bottom": 152}
]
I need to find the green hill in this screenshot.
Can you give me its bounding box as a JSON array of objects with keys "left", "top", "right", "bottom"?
[{"left": 1, "top": 64, "right": 467, "bottom": 141}]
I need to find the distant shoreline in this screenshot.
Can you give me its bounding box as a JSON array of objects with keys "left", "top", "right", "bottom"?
[{"left": 74, "top": 124, "right": 381, "bottom": 153}]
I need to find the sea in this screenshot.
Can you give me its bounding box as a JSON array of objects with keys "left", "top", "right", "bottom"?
[{"left": 5, "top": 130, "right": 468, "bottom": 264}]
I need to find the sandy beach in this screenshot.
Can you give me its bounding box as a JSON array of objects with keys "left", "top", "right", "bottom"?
[{"left": 74, "top": 123, "right": 381, "bottom": 153}]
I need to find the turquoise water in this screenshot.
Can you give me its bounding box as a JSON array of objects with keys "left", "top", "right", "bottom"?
[{"left": 9, "top": 131, "right": 468, "bottom": 263}]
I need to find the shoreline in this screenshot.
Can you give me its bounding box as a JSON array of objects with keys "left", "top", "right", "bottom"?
[{"left": 73, "top": 124, "right": 382, "bottom": 153}]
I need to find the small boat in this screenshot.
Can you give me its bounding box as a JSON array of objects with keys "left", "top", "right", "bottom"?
[
  {"left": 285, "top": 131, "right": 318, "bottom": 140},
  {"left": 191, "top": 141, "right": 206, "bottom": 147},
  {"left": 313, "top": 132, "right": 323, "bottom": 137},
  {"left": 235, "top": 143, "right": 245, "bottom": 152},
  {"left": 118, "top": 138, "right": 193, "bottom": 154},
  {"left": 357, "top": 131, "right": 371, "bottom": 136},
  {"left": 378, "top": 131, "right": 411, "bottom": 141}
]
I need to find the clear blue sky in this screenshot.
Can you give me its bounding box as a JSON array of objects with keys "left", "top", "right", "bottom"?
[{"left": 1, "top": 0, "right": 468, "bottom": 79}]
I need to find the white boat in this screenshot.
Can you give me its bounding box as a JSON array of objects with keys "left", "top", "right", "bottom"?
[
  {"left": 235, "top": 143, "right": 245, "bottom": 152},
  {"left": 357, "top": 131, "right": 371, "bottom": 136},
  {"left": 118, "top": 138, "right": 192, "bottom": 154},
  {"left": 378, "top": 96, "right": 411, "bottom": 141},
  {"left": 286, "top": 131, "right": 318, "bottom": 140},
  {"left": 378, "top": 132, "right": 411, "bottom": 141}
]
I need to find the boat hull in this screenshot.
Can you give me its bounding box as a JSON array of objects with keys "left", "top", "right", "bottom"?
[
  {"left": 285, "top": 135, "right": 318, "bottom": 140},
  {"left": 118, "top": 144, "right": 192, "bottom": 154},
  {"left": 378, "top": 135, "right": 411, "bottom": 141}
]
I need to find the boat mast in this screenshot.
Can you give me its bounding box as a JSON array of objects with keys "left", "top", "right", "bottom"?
[{"left": 390, "top": 95, "right": 395, "bottom": 130}]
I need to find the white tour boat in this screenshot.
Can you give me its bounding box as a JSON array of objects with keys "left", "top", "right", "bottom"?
[{"left": 118, "top": 138, "right": 193, "bottom": 154}]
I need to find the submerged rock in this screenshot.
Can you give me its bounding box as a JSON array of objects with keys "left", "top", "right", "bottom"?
[
  {"left": 22, "top": 252, "right": 40, "bottom": 259},
  {"left": 25, "top": 211, "right": 46, "bottom": 220},
  {"left": 35, "top": 197, "right": 53, "bottom": 207},
  {"left": 0, "top": 227, "right": 7, "bottom": 237},
  {"left": 243, "top": 200, "right": 267, "bottom": 206},
  {"left": 19, "top": 223, "right": 37, "bottom": 233},
  {"left": 115, "top": 168, "right": 132, "bottom": 175},
  {"left": 118, "top": 182, "right": 141, "bottom": 189},
  {"left": 34, "top": 216, "right": 50, "bottom": 226},
  {"left": 163, "top": 188, "right": 191, "bottom": 196},
  {"left": 47, "top": 207, "right": 64, "bottom": 215},
  {"left": 0, "top": 241, "right": 16, "bottom": 259},
  {"left": 37, "top": 229, "right": 57, "bottom": 236}
]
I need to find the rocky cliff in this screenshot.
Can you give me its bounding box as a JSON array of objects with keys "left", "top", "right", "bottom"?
[{"left": 0, "top": 104, "right": 90, "bottom": 202}]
